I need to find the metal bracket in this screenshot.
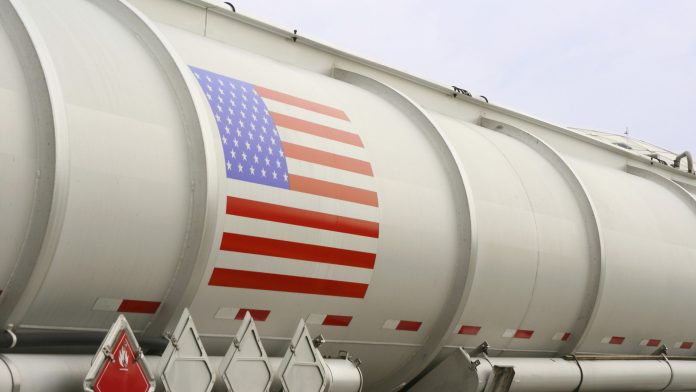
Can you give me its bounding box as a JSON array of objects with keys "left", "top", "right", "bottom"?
[
  {"left": 231, "top": 336, "right": 240, "bottom": 349},
  {"left": 469, "top": 341, "right": 489, "bottom": 357},
  {"left": 452, "top": 85, "right": 472, "bottom": 98},
  {"left": 102, "top": 346, "right": 115, "bottom": 363},
  {"left": 313, "top": 334, "right": 325, "bottom": 348},
  {"left": 163, "top": 331, "right": 179, "bottom": 350},
  {"left": 336, "top": 350, "right": 362, "bottom": 368},
  {"left": 648, "top": 153, "right": 668, "bottom": 166},
  {"left": 652, "top": 344, "right": 668, "bottom": 356},
  {"left": 351, "top": 357, "right": 362, "bottom": 368}
]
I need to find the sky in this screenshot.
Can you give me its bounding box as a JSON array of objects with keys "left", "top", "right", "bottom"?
[{"left": 216, "top": 1, "right": 696, "bottom": 153}]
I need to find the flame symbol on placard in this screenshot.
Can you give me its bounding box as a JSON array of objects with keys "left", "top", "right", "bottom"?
[{"left": 118, "top": 345, "right": 129, "bottom": 370}]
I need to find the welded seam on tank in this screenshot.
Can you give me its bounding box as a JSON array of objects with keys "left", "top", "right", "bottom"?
[
  {"left": 468, "top": 125, "right": 542, "bottom": 352},
  {"left": 0, "top": 0, "right": 70, "bottom": 329},
  {"left": 333, "top": 68, "right": 478, "bottom": 391},
  {"left": 482, "top": 119, "right": 606, "bottom": 355},
  {"left": 94, "top": 0, "right": 221, "bottom": 337}
]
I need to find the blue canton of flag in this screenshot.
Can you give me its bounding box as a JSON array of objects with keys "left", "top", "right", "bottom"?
[{"left": 190, "top": 66, "right": 289, "bottom": 189}]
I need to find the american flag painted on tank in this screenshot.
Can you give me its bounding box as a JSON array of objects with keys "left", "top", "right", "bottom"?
[{"left": 190, "top": 66, "right": 379, "bottom": 299}]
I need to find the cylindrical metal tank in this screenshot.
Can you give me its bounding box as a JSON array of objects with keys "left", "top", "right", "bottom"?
[{"left": 2, "top": 0, "right": 696, "bottom": 390}]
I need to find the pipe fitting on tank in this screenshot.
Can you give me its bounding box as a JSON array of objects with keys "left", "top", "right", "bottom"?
[{"left": 672, "top": 151, "right": 694, "bottom": 173}]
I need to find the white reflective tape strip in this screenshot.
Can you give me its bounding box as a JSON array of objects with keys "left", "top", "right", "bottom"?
[
  {"left": 601, "top": 336, "right": 612, "bottom": 344},
  {"left": 552, "top": 332, "right": 565, "bottom": 341},
  {"left": 639, "top": 339, "right": 649, "bottom": 346},
  {"left": 227, "top": 180, "right": 380, "bottom": 222},
  {"left": 216, "top": 252, "right": 374, "bottom": 284},
  {"left": 382, "top": 320, "right": 399, "bottom": 330},
  {"left": 306, "top": 314, "right": 327, "bottom": 325},
  {"left": 502, "top": 329, "right": 516, "bottom": 338},
  {"left": 223, "top": 215, "right": 378, "bottom": 253},
  {"left": 214, "top": 307, "right": 241, "bottom": 320},
  {"left": 93, "top": 298, "right": 122, "bottom": 311}
]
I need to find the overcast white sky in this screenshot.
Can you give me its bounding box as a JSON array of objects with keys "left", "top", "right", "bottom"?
[{"left": 224, "top": 1, "right": 696, "bottom": 153}]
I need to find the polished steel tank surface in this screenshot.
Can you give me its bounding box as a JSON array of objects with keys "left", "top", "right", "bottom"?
[{"left": 2, "top": 0, "right": 696, "bottom": 390}]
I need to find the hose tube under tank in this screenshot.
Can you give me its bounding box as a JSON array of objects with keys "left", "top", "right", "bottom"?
[{"left": 410, "top": 348, "right": 696, "bottom": 392}]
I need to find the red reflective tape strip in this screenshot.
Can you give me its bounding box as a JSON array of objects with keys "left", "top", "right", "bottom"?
[
  {"left": 117, "top": 300, "right": 161, "bottom": 314},
  {"left": 458, "top": 325, "right": 481, "bottom": 335},
  {"left": 289, "top": 174, "right": 379, "bottom": 207},
  {"left": 681, "top": 341, "right": 694, "bottom": 349},
  {"left": 271, "top": 112, "right": 363, "bottom": 147},
  {"left": 235, "top": 308, "right": 270, "bottom": 321},
  {"left": 562, "top": 332, "right": 571, "bottom": 342},
  {"left": 220, "top": 232, "right": 376, "bottom": 269},
  {"left": 256, "top": 86, "right": 350, "bottom": 121},
  {"left": 396, "top": 321, "right": 422, "bottom": 332},
  {"left": 513, "top": 329, "right": 534, "bottom": 339},
  {"left": 283, "top": 142, "right": 373, "bottom": 176},
  {"left": 208, "top": 268, "right": 369, "bottom": 298},
  {"left": 226, "top": 197, "right": 379, "bottom": 238},
  {"left": 646, "top": 339, "right": 662, "bottom": 347},
  {"left": 322, "top": 315, "right": 353, "bottom": 326},
  {"left": 609, "top": 336, "right": 625, "bottom": 345}
]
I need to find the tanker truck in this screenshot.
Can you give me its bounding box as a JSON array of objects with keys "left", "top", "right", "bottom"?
[{"left": 2, "top": 0, "right": 696, "bottom": 391}]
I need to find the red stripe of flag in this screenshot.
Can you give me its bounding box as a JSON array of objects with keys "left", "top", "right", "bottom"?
[
  {"left": 256, "top": 86, "right": 350, "bottom": 121},
  {"left": 117, "top": 300, "right": 160, "bottom": 314},
  {"left": 323, "top": 315, "right": 353, "bottom": 326},
  {"left": 396, "top": 321, "right": 422, "bottom": 332},
  {"left": 226, "top": 197, "right": 379, "bottom": 238},
  {"left": 514, "top": 329, "right": 534, "bottom": 339},
  {"left": 271, "top": 112, "right": 363, "bottom": 147},
  {"left": 209, "top": 268, "right": 369, "bottom": 298},
  {"left": 289, "top": 174, "right": 379, "bottom": 207},
  {"left": 283, "top": 142, "right": 374, "bottom": 176},
  {"left": 220, "top": 233, "right": 376, "bottom": 269},
  {"left": 235, "top": 308, "right": 270, "bottom": 321}
]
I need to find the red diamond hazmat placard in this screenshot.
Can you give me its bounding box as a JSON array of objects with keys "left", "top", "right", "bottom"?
[
  {"left": 84, "top": 315, "right": 155, "bottom": 392},
  {"left": 94, "top": 330, "right": 151, "bottom": 392}
]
